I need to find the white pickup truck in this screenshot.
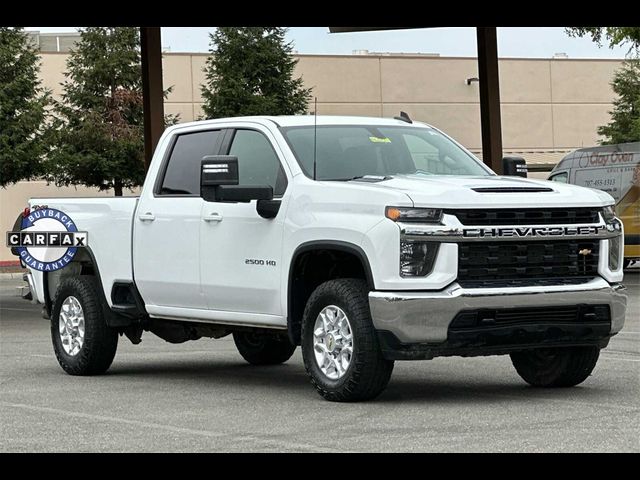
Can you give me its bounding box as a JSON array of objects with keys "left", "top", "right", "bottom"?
[{"left": 20, "top": 115, "right": 627, "bottom": 402}]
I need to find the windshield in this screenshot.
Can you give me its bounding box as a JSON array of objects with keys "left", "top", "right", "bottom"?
[{"left": 281, "top": 125, "right": 492, "bottom": 180}]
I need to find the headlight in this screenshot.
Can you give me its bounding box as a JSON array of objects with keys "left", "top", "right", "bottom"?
[
  {"left": 609, "top": 236, "right": 621, "bottom": 271},
  {"left": 386, "top": 207, "right": 442, "bottom": 223},
  {"left": 400, "top": 241, "right": 439, "bottom": 277},
  {"left": 602, "top": 205, "right": 616, "bottom": 223}
]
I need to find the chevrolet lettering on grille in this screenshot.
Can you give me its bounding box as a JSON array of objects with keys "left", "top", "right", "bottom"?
[{"left": 462, "top": 225, "right": 606, "bottom": 239}]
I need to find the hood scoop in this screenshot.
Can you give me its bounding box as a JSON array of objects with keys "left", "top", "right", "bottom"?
[{"left": 472, "top": 186, "right": 554, "bottom": 193}]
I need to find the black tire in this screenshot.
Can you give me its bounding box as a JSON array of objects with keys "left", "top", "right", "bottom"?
[
  {"left": 510, "top": 346, "right": 600, "bottom": 388},
  {"left": 233, "top": 331, "right": 296, "bottom": 365},
  {"left": 623, "top": 259, "right": 632, "bottom": 270},
  {"left": 51, "top": 276, "right": 118, "bottom": 375},
  {"left": 301, "top": 278, "right": 394, "bottom": 402}
]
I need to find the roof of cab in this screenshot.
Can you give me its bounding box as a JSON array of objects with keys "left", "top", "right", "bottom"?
[{"left": 170, "top": 115, "right": 434, "bottom": 130}]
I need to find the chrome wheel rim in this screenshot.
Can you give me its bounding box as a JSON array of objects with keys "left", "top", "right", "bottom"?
[
  {"left": 313, "top": 305, "right": 354, "bottom": 380},
  {"left": 59, "top": 296, "right": 85, "bottom": 356}
]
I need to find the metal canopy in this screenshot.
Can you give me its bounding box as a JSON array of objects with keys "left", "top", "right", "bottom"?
[{"left": 139, "top": 27, "right": 504, "bottom": 174}]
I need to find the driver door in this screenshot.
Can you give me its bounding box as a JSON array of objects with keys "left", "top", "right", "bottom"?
[{"left": 199, "top": 127, "right": 289, "bottom": 322}]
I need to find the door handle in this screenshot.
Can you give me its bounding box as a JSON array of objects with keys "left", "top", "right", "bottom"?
[
  {"left": 138, "top": 212, "right": 155, "bottom": 222},
  {"left": 203, "top": 212, "right": 223, "bottom": 223}
]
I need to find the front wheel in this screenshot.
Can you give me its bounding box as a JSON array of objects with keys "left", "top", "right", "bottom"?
[
  {"left": 301, "top": 278, "right": 394, "bottom": 402},
  {"left": 51, "top": 276, "right": 118, "bottom": 375},
  {"left": 510, "top": 346, "right": 600, "bottom": 388}
]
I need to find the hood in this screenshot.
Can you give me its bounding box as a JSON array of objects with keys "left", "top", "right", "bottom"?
[{"left": 351, "top": 174, "right": 614, "bottom": 209}]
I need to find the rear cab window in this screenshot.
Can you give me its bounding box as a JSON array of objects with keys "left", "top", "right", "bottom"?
[{"left": 158, "top": 130, "right": 222, "bottom": 196}]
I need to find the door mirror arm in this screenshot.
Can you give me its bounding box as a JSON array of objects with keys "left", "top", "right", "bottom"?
[{"left": 257, "top": 199, "right": 281, "bottom": 219}]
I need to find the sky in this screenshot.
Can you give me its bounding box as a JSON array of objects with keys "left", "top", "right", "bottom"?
[{"left": 25, "top": 27, "right": 631, "bottom": 59}]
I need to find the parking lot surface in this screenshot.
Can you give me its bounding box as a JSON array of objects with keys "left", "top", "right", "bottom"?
[{"left": 1, "top": 270, "right": 638, "bottom": 452}]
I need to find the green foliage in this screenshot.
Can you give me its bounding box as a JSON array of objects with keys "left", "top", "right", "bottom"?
[
  {"left": 0, "top": 27, "right": 49, "bottom": 187},
  {"left": 566, "top": 27, "right": 640, "bottom": 53},
  {"left": 598, "top": 58, "right": 640, "bottom": 144},
  {"left": 46, "top": 27, "right": 146, "bottom": 196},
  {"left": 201, "top": 27, "right": 311, "bottom": 118}
]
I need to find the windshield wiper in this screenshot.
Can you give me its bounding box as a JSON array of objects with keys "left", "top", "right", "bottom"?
[
  {"left": 349, "top": 175, "right": 392, "bottom": 182},
  {"left": 320, "top": 175, "right": 392, "bottom": 182}
]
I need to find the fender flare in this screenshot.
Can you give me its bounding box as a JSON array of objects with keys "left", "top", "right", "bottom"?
[
  {"left": 44, "top": 246, "right": 137, "bottom": 327},
  {"left": 286, "top": 240, "right": 375, "bottom": 344}
]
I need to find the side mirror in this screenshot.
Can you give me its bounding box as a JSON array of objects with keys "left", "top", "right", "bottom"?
[
  {"left": 201, "top": 155, "right": 239, "bottom": 188},
  {"left": 502, "top": 156, "right": 528, "bottom": 177},
  {"left": 216, "top": 185, "right": 273, "bottom": 202},
  {"left": 200, "top": 156, "right": 273, "bottom": 203}
]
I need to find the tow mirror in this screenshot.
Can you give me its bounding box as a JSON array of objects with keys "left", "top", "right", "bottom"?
[
  {"left": 201, "top": 155, "right": 239, "bottom": 187},
  {"left": 215, "top": 185, "right": 273, "bottom": 203},
  {"left": 200, "top": 156, "right": 273, "bottom": 203},
  {"left": 502, "top": 156, "right": 528, "bottom": 177}
]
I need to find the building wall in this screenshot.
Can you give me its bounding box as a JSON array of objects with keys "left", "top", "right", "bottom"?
[
  {"left": 1, "top": 52, "right": 622, "bottom": 263},
  {"left": 36, "top": 52, "right": 621, "bottom": 157}
]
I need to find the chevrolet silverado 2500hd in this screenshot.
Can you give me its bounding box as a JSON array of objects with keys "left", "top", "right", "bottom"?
[{"left": 20, "top": 115, "right": 627, "bottom": 402}]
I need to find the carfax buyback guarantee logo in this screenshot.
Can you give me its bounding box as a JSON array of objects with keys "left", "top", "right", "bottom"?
[{"left": 6, "top": 206, "right": 88, "bottom": 272}]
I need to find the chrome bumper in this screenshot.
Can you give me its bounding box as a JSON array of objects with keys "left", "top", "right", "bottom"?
[{"left": 369, "top": 277, "right": 627, "bottom": 344}]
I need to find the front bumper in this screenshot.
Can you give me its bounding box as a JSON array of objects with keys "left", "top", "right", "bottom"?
[{"left": 369, "top": 277, "right": 627, "bottom": 359}]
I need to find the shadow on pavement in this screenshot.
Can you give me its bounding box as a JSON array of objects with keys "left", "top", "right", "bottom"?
[{"left": 98, "top": 356, "right": 612, "bottom": 405}]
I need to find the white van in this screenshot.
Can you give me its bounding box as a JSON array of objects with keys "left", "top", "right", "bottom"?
[{"left": 549, "top": 142, "right": 640, "bottom": 268}]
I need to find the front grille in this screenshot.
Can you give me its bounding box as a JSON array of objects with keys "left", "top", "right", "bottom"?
[
  {"left": 459, "top": 277, "right": 595, "bottom": 289},
  {"left": 458, "top": 240, "right": 599, "bottom": 286},
  {"left": 446, "top": 208, "right": 600, "bottom": 225}
]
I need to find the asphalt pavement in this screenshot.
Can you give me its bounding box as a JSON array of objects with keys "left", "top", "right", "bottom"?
[{"left": 1, "top": 270, "right": 638, "bottom": 452}]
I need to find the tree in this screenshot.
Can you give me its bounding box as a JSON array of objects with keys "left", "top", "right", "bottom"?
[
  {"left": 566, "top": 27, "right": 640, "bottom": 53},
  {"left": 201, "top": 27, "right": 311, "bottom": 118},
  {"left": 597, "top": 58, "right": 640, "bottom": 144},
  {"left": 46, "top": 27, "right": 146, "bottom": 196},
  {"left": 0, "top": 27, "right": 49, "bottom": 188}
]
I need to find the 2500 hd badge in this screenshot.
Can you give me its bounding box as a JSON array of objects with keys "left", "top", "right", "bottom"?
[{"left": 245, "top": 258, "right": 276, "bottom": 266}]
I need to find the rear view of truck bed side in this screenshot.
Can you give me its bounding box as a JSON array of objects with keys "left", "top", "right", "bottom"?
[{"left": 27, "top": 197, "right": 138, "bottom": 312}]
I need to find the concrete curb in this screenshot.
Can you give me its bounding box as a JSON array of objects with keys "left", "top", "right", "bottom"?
[{"left": 0, "top": 272, "right": 25, "bottom": 280}]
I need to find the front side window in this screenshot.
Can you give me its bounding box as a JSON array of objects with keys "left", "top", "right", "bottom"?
[
  {"left": 160, "top": 130, "right": 221, "bottom": 195},
  {"left": 229, "top": 129, "right": 287, "bottom": 196},
  {"left": 281, "top": 125, "right": 491, "bottom": 180},
  {"left": 550, "top": 172, "right": 569, "bottom": 184}
]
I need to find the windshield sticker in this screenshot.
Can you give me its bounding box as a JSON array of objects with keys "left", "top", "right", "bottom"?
[{"left": 369, "top": 136, "right": 391, "bottom": 144}]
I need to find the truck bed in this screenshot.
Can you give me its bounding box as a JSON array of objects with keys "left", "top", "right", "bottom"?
[{"left": 28, "top": 197, "right": 139, "bottom": 305}]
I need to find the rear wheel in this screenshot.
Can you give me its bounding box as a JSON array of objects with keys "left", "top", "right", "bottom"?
[
  {"left": 233, "top": 331, "right": 296, "bottom": 365},
  {"left": 51, "top": 276, "right": 118, "bottom": 375},
  {"left": 301, "top": 278, "right": 394, "bottom": 402},
  {"left": 510, "top": 346, "right": 600, "bottom": 387}
]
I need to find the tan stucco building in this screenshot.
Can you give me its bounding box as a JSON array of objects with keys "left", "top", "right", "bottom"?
[
  {"left": 39, "top": 51, "right": 622, "bottom": 161},
  {"left": 0, "top": 49, "right": 624, "bottom": 263}
]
